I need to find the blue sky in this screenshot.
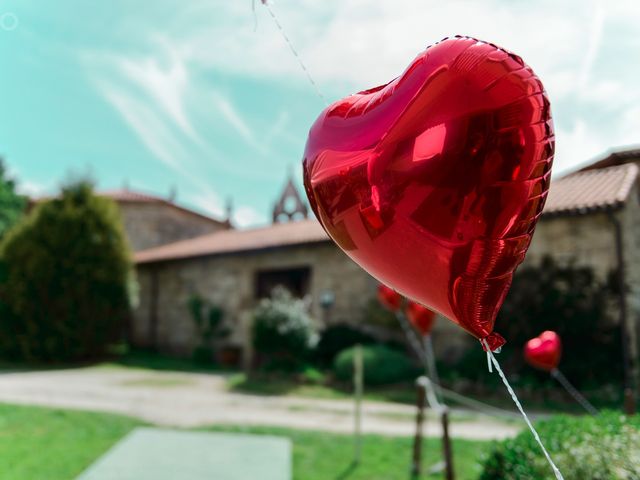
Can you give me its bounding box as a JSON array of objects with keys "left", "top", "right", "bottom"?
[{"left": 1, "top": 1, "right": 639, "bottom": 227}]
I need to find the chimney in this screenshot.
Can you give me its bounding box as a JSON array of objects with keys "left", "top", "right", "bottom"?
[
  {"left": 168, "top": 185, "right": 177, "bottom": 203},
  {"left": 225, "top": 197, "right": 234, "bottom": 228}
]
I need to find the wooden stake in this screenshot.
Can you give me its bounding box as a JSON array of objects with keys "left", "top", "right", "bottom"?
[
  {"left": 354, "top": 343, "right": 363, "bottom": 464},
  {"left": 441, "top": 408, "right": 455, "bottom": 480},
  {"left": 412, "top": 377, "right": 427, "bottom": 478}
]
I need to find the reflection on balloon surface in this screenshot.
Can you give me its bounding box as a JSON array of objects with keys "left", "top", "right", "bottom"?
[{"left": 304, "top": 36, "right": 554, "bottom": 349}]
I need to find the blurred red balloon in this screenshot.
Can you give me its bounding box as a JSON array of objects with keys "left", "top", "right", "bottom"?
[
  {"left": 304, "top": 36, "right": 553, "bottom": 350},
  {"left": 377, "top": 284, "right": 402, "bottom": 312},
  {"left": 524, "top": 331, "right": 561, "bottom": 372},
  {"left": 406, "top": 301, "right": 436, "bottom": 336}
]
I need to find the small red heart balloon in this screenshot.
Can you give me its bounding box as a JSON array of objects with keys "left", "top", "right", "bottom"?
[
  {"left": 304, "top": 36, "right": 553, "bottom": 349},
  {"left": 524, "top": 331, "right": 561, "bottom": 372},
  {"left": 377, "top": 284, "right": 403, "bottom": 312},
  {"left": 406, "top": 301, "right": 436, "bottom": 336}
]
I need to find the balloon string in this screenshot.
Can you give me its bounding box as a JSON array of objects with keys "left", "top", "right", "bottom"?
[
  {"left": 394, "top": 322, "right": 521, "bottom": 418},
  {"left": 257, "top": 1, "right": 327, "bottom": 104},
  {"left": 482, "top": 340, "right": 564, "bottom": 480},
  {"left": 423, "top": 334, "right": 444, "bottom": 405},
  {"left": 396, "top": 311, "right": 427, "bottom": 364},
  {"left": 550, "top": 368, "right": 598, "bottom": 416}
]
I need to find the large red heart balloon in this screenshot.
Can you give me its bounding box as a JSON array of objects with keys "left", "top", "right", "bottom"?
[
  {"left": 377, "top": 284, "right": 403, "bottom": 312},
  {"left": 303, "top": 36, "right": 554, "bottom": 350},
  {"left": 524, "top": 331, "right": 561, "bottom": 372},
  {"left": 405, "top": 301, "right": 436, "bottom": 336}
]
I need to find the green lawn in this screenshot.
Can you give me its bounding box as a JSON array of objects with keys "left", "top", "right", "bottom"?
[
  {"left": 0, "top": 403, "right": 142, "bottom": 480},
  {"left": 210, "top": 425, "right": 489, "bottom": 480},
  {"left": 0, "top": 403, "right": 490, "bottom": 480}
]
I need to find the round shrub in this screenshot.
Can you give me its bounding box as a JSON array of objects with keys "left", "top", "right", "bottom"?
[
  {"left": 252, "top": 286, "right": 319, "bottom": 370},
  {"left": 480, "top": 411, "right": 640, "bottom": 480},
  {"left": 314, "top": 323, "right": 377, "bottom": 366},
  {"left": 0, "top": 181, "right": 134, "bottom": 361},
  {"left": 333, "top": 345, "right": 418, "bottom": 386}
]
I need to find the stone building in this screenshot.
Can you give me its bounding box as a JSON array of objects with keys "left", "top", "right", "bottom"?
[
  {"left": 128, "top": 149, "right": 640, "bottom": 372},
  {"left": 100, "top": 189, "right": 229, "bottom": 251}
]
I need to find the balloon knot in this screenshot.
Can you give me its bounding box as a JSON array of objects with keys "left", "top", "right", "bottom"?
[{"left": 481, "top": 332, "right": 506, "bottom": 352}]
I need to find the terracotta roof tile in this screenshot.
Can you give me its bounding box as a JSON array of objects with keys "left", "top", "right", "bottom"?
[
  {"left": 32, "top": 189, "right": 226, "bottom": 226},
  {"left": 100, "top": 189, "right": 171, "bottom": 203},
  {"left": 544, "top": 163, "right": 639, "bottom": 215},
  {"left": 135, "top": 219, "right": 329, "bottom": 264},
  {"left": 578, "top": 147, "right": 640, "bottom": 172}
]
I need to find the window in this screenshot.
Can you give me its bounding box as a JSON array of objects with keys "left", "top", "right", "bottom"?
[{"left": 255, "top": 267, "right": 311, "bottom": 299}]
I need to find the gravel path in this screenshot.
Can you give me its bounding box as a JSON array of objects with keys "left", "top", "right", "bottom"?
[{"left": 0, "top": 367, "right": 521, "bottom": 440}]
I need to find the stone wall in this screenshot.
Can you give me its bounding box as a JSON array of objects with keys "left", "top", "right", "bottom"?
[
  {"left": 132, "top": 242, "right": 379, "bottom": 356},
  {"left": 525, "top": 211, "right": 617, "bottom": 278},
  {"left": 620, "top": 183, "right": 640, "bottom": 379},
  {"left": 118, "top": 201, "right": 226, "bottom": 252}
]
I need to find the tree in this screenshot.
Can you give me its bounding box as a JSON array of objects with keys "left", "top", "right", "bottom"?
[
  {"left": 497, "top": 256, "right": 621, "bottom": 387},
  {"left": 0, "top": 158, "right": 26, "bottom": 238},
  {"left": 451, "top": 256, "right": 620, "bottom": 390},
  {"left": 0, "top": 180, "right": 134, "bottom": 361}
]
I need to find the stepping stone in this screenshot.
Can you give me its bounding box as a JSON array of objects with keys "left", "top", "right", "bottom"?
[{"left": 77, "top": 427, "right": 291, "bottom": 480}]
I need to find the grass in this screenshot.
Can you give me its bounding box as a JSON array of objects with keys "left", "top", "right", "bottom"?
[
  {"left": 118, "top": 376, "right": 195, "bottom": 388},
  {"left": 108, "top": 349, "right": 228, "bottom": 373},
  {"left": 0, "top": 403, "right": 142, "bottom": 480},
  {"left": 0, "top": 402, "right": 490, "bottom": 480},
  {"left": 225, "top": 370, "right": 623, "bottom": 417},
  {"left": 208, "top": 425, "right": 490, "bottom": 480}
]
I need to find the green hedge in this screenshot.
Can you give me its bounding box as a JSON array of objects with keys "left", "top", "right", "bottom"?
[
  {"left": 480, "top": 411, "right": 640, "bottom": 480},
  {"left": 314, "top": 323, "right": 377, "bottom": 367},
  {"left": 0, "top": 181, "right": 133, "bottom": 361},
  {"left": 333, "top": 345, "right": 418, "bottom": 386}
]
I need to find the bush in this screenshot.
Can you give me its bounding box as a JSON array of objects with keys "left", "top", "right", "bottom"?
[
  {"left": 333, "top": 345, "right": 418, "bottom": 386},
  {"left": 314, "top": 323, "right": 377, "bottom": 366},
  {"left": 252, "top": 286, "right": 319, "bottom": 371},
  {"left": 480, "top": 411, "right": 640, "bottom": 480},
  {"left": 362, "top": 296, "right": 397, "bottom": 328},
  {"left": 451, "top": 256, "right": 621, "bottom": 390},
  {"left": 0, "top": 181, "right": 133, "bottom": 361},
  {"left": 188, "top": 294, "right": 228, "bottom": 364}
]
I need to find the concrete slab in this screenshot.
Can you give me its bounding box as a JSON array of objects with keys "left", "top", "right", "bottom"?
[{"left": 77, "top": 427, "right": 291, "bottom": 480}]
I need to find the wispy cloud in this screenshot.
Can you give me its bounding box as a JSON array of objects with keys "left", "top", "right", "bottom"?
[
  {"left": 115, "top": 39, "right": 202, "bottom": 144},
  {"left": 185, "top": 191, "right": 268, "bottom": 227},
  {"left": 187, "top": 189, "right": 226, "bottom": 219},
  {"left": 16, "top": 178, "right": 50, "bottom": 197},
  {"left": 577, "top": 1, "right": 605, "bottom": 91},
  {"left": 234, "top": 205, "right": 268, "bottom": 228},
  {"left": 212, "top": 92, "right": 255, "bottom": 144},
  {"left": 99, "top": 83, "right": 186, "bottom": 171}
]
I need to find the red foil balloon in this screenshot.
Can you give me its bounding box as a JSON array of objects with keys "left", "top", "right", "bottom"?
[
  {"left": 303, "top": 36, "right": 554, "bottom": 349},
  {"left": 406, "top": 301, "right": 436, "bottom": 336},
  {"left": 377, "top": 284, "right": 402, "bottom": 312},
  {"left": 524, "top": 331, "right": 561, "bottom": 372}
]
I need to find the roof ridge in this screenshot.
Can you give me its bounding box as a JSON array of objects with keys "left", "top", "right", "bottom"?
[
  {"left": 565, "top": 161, "right": 637, "bottom": 179},
  {"left": 616, "top": 162, "right": 639, "bottom": 202},
  {"left": 545, "top": 161, "right": 639, "bottom": 216},
  {"left": 134, "top": 218, "right": 328, "bottom": 264},
  {"left": 99, "top": 189, "right": 227, "bottom": 225}
]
